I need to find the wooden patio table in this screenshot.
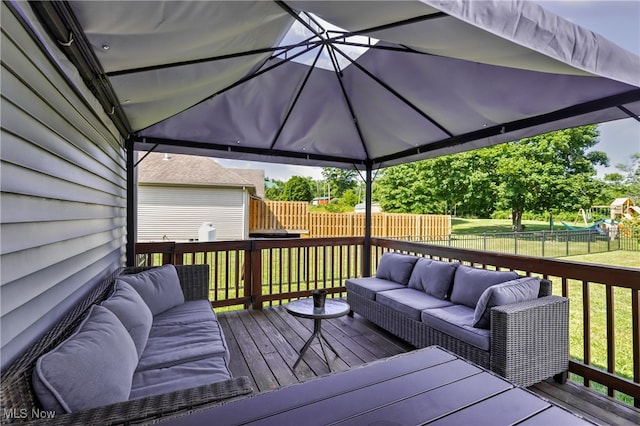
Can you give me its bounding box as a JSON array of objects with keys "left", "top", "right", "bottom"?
[{"left": 159, "top": 346, "right": 593, "bottom": 425}]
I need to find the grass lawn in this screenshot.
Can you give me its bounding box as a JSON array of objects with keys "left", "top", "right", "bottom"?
[
  {"left": 565, "top": 250, "right": 639, "bottom": 268},
  {"left": 560, "top": 251, "right": 638, "bottom": 404},
  {"left": 451, "top": 218, "right": 551, "bottom": 234}
]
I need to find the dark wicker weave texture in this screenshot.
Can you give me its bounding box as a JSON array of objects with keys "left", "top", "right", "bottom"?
[
  {"left": 347, "top": 289, "right": 568, "bottom": 387},
  {"left": 491, "top": 295, "right": 569, "bottom": 387},
  {"left": 1, "top": 265, "right": 252, "bottom": 425}
]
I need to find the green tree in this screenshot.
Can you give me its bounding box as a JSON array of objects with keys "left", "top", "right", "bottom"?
[
  {"left": 321, "top": 167, "right": 358, "bottom": 197},
  {"left": 615, "top": 153, "right": 640, "bottom": 195},
  {"left": 376, "top": 163, "right": 441, "bottom": 213},
  {"left": 603, "top": 173, "right": 625, "bottom": 190},
  {"left": 374, "top": 126, "right": 606, "bottom": 228},
  {"left": 375, "top": 151, "right": 499, "bottom": 215},
  {"left": 340, "top": 189, "right": 359, "bottom": 207},
  {"left": 281, "top": 176, "right": 313, "bottom": 201},
  {"left": 264, "top": 179, "right": 284, "bottom": 200},
  {"left": 429, "top": 151, "right": 500, "bottom": 216},
  {"left": 495, "top": 126, "right": 604, "bottom": 230}
]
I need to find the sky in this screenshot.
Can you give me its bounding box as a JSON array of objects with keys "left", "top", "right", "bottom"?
[{"left": 217, "top": 0, "right": 640, "bottom": 181}]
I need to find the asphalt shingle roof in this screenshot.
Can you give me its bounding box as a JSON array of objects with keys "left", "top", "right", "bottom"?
[{"left": 137, "top": 153, "right": 264, "bottom": 197}]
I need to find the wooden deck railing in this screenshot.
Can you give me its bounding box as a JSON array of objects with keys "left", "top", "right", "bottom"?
[
  {"left": 136, "top": 238, "right": 363, "bottom": 309},
  {"left": 135, "top": 237, "right": 640, "bottom": 408}
]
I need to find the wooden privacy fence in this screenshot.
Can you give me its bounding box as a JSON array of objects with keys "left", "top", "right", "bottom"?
[
  {"left": 307, "top": 212, "right": 451, "bottom": 238},
  {"left": 249, "top": 199, "right": 451, "bottom": 238},
  {"left": 249, "top": 199, "right": 308, "bottom": 233}
]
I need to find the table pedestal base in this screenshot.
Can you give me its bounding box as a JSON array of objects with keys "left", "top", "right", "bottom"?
[{"left": 293, "top": 318, "right": 338, "bottom": 370}]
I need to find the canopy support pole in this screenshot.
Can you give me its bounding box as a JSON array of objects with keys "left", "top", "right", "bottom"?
[
  {"left": 363, "top": 162, "right": 373, "bottom": 277},
  {"left": 125, "top": 138, "right": 136, "bottom": 267}
]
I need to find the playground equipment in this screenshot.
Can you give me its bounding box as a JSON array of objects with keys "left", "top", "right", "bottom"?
[
  {"left": 561, "top": 208, "right": 603, "bottom": 231},
  {"left": 610, "top": 197, "right": 635, "bottom": 220},
  {"left": 556, "top": 199, "right": 635, "bottom": 240},
  {"left": 624, "top": 205, "right": 640, "bottom": 220},
  {"left": 559, "top": 218, "right": 620, "bottom": 238},
  {"left": 560, "top": 220, "right": 599, "bottom": 231},
  {"left": 572, "top": 208, "right": 592, "bottom": 227}
]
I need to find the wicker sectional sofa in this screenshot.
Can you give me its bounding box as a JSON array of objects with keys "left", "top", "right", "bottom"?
[
  {"left": 346, "top": 252, "right": 569, "bottom": 387},
  {"left": 1, "top": 265, "right": 252, "bottom": 425}
]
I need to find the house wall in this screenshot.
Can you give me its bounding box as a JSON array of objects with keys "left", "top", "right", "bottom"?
[
  {"left": 1, "top": 3, "right": 127, "bottom": 368},
  {"left": 138, "top": 186, "right": 247, "bottom": 241}
]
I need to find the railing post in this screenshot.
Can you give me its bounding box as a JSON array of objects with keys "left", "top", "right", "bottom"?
[
  {"left": 566, "top": 231, "right": 570, "bottom": 256},
  {"left": 250, "top": 241, "right": 263, "bottom": 310},
  {"left": 162, "top": 242, "right": 174, "bottom": 265},
  {"left": 606, "top": 285, "right": 615, "bottom": 398},
  {"left": 632, "top": 289, "right": 640, "bottom": 409},
  {"left": 541, "top": 231, "right": 545, "bottom": 257},
  {"left": 243, "top": 247, "right": 252, "bottom": 310},
  {"left": 172, "top": 242, "right": 182, "bottom": 265},
  {"left": 483, "top": 232, "right": 487, "bottom": 252},
  {"left": 514, "top": 232, "right": 518, "bottom": 255}
]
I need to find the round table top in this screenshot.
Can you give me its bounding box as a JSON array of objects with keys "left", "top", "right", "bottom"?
[{"left": 285, "top": 298, "right": 350, "bottom": 320}]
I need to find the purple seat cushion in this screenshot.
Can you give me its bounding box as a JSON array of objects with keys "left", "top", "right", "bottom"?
[
  {"left": 152, "top": 299, "right": 217, "bottom": 326},
  {"left": 138, "top": 317, "right": 229, "bottom": 371},
  {"left": 376, "top": 288, "right": 454, "bottom": 321},
  {"left": 375, "top": 253, "right": 419, "bottom": 285},
  {"left": 449, "top": 266, "right": 519, "bottom": 308},
  {"left": 130, "top": 356, "right": 231, "bottom": 400},
  {"left": 421, "top": 305, "right": 491, "bottom": 351},
  {"left": 407, "top": 258, "right": 458, "bottom": 299},
  {"left": 473, "top": 277, "right": 541, "bottom": 329},
  {"left": 346, "top": 277, "right": 406, "bottom": 300}
]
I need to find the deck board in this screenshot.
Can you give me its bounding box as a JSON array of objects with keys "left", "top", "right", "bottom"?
[{"left": 218, "top": 304, "right": 640, "bottom": 426}]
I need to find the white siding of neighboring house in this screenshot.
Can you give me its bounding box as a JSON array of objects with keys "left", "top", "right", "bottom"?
[
  {"left": 1, "top": 3, "right": 126, "bottom": 368},
  {"left": 138, "top": 185, "right": 247, "bottom": 241}
]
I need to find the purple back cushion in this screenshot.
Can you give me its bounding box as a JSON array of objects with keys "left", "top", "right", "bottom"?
[
  {"left": 473, "top": 277, "right": 541, "bottom": 329},
  {"left": 118, "top": 265, "right": 185, "bottom": 315},
  {"left": 449, "top": 265, "right": 519, "bottom": 308},
  {"left": 101, "top": 280, "right": 153, "bottom": 358},
  {"left": 375, "top": 253, "right": 418, "bottom": 285},
  {"left": 32, "top": 306, "right": 137, "bottom": 413},
  {"left": 408, "top": 258, "right": 458, "bottom": 299}
]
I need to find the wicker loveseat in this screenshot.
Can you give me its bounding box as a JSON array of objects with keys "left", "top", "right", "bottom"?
[
  {"left": 0, "top": 265, "right": 252, "bottom": 425},
  {"left": 346, "top": 253, "right": 569, "bottom": 387}
]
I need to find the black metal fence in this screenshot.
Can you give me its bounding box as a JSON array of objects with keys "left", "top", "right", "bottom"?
[{"left": 400, "top": 228, "right": 638, "bottom": 258}]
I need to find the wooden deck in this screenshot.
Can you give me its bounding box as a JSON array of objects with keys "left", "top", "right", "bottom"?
[{"left": 218, "top": 304, "right": 640, "bottom": 426}]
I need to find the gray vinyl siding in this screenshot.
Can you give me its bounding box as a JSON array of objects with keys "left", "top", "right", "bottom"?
[
  {"left": 138, "top": 186, "right": 247, "bottom": 241},
  {"left": 0, "top": 4, "right": 126, "bottom": 368}
]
